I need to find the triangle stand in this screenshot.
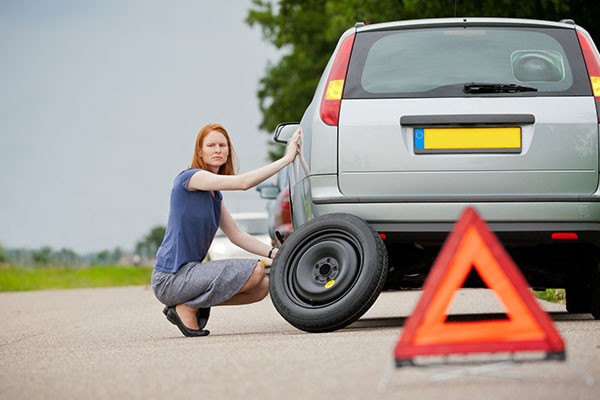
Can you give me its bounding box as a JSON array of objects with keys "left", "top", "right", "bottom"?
[{"left": 394, "top": 207, "right": 566, "bottom": 367}]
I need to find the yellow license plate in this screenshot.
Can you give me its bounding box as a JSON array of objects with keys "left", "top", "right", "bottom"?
[{"left": 414, "top": 127, "right": 522, "bottom": 154}]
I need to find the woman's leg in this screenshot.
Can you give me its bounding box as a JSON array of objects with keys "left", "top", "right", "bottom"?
[
  {"left": 171, "top": 261, "right": 268, "bottom": 329},
  {"left": 219, "top": 261, "right": 269, "bottom": 306},
  {"left": 174, "top": 303, "right": 201, "bottom": 330},
  {"left": 155, "top": 260, "right": 267, "bottom": 331}
]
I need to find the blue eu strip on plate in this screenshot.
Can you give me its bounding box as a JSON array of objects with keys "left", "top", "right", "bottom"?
[{"left": 414, "top": 128, "right": 425, "bottom": 150}]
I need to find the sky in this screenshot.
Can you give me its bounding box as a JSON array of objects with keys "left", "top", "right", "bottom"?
[{"left": 0, "top": 0, "right": 281, "bottom": 253}]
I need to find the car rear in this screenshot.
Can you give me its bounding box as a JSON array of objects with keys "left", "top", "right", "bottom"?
[{"left": 293, "top": 18, "right": 600, "bottom": 289}]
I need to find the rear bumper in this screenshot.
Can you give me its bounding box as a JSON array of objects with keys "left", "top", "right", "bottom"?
[
  {"left": 372, "top": 220, "right": 600, "bottom": 246},
  {"left": 313, "top": 199, "right": 600, "bottom": 246},
  {"left": 304, "top": 175, "right": 600, "bottom": 242},
  {"left": 289, "top": 170, "right": 600, "bottom": 244}
]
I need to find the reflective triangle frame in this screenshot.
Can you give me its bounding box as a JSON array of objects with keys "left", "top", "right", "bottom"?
[{"left": 394, "top": 207, "right": 565, "bottom": 366}]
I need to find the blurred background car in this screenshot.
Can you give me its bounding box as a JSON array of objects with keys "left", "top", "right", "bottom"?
[
  {"left": 257, "top": 165, "right": 293, "bottom": 247},
  {"left": 206, "top": 212, "right": 271, "bottom": 261}
]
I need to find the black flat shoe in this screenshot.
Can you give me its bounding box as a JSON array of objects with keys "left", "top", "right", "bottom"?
[
  {"left": 166, "top": 307, "right": 210, "bottom": 337},
  {"left": 163, "top": 306, "right": 176, "bottom": 324},
  {"left": 163, "top": 306, "right": 210, "bottom": 329},
  {"left": 196, "top": 307, "right": 211, "bottom": 330}
]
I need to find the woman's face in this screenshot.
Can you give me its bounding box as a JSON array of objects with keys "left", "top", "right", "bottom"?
[{"left": 201, "top": 130, "right": 229, "bottom": 173}]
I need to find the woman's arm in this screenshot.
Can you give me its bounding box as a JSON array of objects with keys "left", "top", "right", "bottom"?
[
  {"left": 188, "top": 128, "right": 302, "bottom": 192},
  {"left": 219, "top": 204, "right": 278, "bottom": 259}
]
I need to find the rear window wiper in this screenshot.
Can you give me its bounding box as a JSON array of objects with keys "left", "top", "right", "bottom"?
[{"left": 463, "top": 82, "right": 538, "bottom": 94}]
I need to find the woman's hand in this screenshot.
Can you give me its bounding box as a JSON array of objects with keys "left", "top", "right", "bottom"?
[
  {"left": 284, "top": 127, "right": 302, "bottom": 163},
  {"left": 188, "top": 127, "right": 303, "bottom": 192}
]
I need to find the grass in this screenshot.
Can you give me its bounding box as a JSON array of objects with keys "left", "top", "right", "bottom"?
[
  {"left": 0, "top": 264, "right": 568, "bottom": 306},
  {"left": 534, "top": 288, "right": 566, "bottom": 304},
  {"left": 0, "top": 264, "right": 152, "bottom": 292}
]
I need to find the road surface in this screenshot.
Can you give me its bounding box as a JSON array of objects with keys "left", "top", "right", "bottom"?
[{"left": 0, "top": 286, "right": 597, "bottom": 399}]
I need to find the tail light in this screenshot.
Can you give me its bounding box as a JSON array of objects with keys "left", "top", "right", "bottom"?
[
  {"left": 280, "top": 188, "right": 291, "bottom": 224},
  {"left": 320, "top": 33, "right": 355, "bottom": 126},
  {"left": 577, "top": 29, "right": 600, "bottom": 121}
]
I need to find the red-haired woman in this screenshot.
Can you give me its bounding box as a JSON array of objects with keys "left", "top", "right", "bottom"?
[{"left": 152, "top": 123, "right": 301, "bottom": 337}]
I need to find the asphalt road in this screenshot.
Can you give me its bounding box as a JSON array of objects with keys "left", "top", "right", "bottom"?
[{"left": 0, "top": 286, "right": 598, "bottom": 400}]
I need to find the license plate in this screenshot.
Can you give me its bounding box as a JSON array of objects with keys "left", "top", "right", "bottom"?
[{"left": 414, "top": 127, "right": 522, "bottom": 154}]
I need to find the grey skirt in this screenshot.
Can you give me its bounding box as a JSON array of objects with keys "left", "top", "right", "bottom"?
[{"left": 152, "top": 259, "right": 258, "bottom": 308}]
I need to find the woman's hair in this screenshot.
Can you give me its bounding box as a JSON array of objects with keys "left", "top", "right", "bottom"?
[{"left": 190, "top": 123, "right": 238, "bottom": 175}]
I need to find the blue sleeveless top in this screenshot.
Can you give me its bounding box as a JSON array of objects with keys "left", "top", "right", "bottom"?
[{"left": 154, "top": 169, "right": 222, "bottom": 273}]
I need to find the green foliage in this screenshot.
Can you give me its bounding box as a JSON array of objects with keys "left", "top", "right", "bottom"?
[
  {"left": 3, "top": 246, "right": 125, "bottom": 267},
  {"left": 87, "top": 247, "right": 122, "bottom": 265},
  {"left": 54, "top": 247, "right": 81, "bottom": 265},
  {"left": 0, "top": 245, "right": 6, "bottom": 263},
  {"left": 247, "top": 0, "right": 600, "bottom": 160},
  {"left": 31, "top": 246, "right": 52, "bottom": 266},
  {"left": 247, "top": 0, "right": 346, "bottom": 159},
  {"left": 0, "top": 265, "right": 152, "bottom": 292},
  {"left": 534, "top": 288, "right": 566, "bottom": 304},
  {"left": 135, "top": 226, "right": 165, "bottom": 259}
]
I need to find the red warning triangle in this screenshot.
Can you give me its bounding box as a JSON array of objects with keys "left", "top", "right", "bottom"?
[{"left": 394, "top": 207, "right": 565, "bottom": 365}]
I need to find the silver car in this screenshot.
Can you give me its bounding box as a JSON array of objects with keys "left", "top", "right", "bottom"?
[{"left": 270, "top": 17, "right": 600, "bottom": 332}]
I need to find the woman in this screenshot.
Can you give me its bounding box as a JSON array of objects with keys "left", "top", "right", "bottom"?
[{"left": 152, "top": 122, "right": 301, "bottom": 337}]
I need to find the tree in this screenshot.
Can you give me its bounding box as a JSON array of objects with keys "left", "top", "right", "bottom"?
[
  {"left": 94, "top": 250, "right": 111, "bottom": 265},
  {"left": 247, "top": 0, "right": 339, "bottom": 159},
  {"left": 135, "top": 226, "right": 166, "bottom": 259},
  {"left": 247, "top": 0, "right": 597, "bottom": 160},
  {"left": 0, "top": 244, "right": 6, "bottom": 263},
  {"left": 31, "top": 246, "right": 53, "bottom": 266},
  {"left": 55, "top": 247, "right": 81, "bottom": 266},
  {"left": 112, "top": 247, "right": 123, "bottom": 264}
]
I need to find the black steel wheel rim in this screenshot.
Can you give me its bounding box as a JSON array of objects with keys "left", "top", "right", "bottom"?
[{"left": 285, "top": 229, "right": 362, "bottom": 307}]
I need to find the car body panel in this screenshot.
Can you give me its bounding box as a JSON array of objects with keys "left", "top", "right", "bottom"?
[
  {"left": 278, "top": 17, "right": 600, "bottom": 294},
  {"left": 285, "top": 18, "right": 600, "bottom": 235},
  {"left": 338, "top": 97, "right": 599, "bottom": 196}
]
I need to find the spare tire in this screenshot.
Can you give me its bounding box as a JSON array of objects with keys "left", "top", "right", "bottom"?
[{"left": 269, "top": 213, "right": 388, "bottom": 332}]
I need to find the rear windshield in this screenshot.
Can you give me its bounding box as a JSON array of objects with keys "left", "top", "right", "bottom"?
[{"left": 344, "top": 26, "right": 590, "bottom": 98}]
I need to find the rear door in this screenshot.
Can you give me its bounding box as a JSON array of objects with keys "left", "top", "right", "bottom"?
[{"left": 338, "top": 22, "right": 599, "bottom": 197}]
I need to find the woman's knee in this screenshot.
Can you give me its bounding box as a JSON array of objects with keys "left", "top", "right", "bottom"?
[
  {"left": 250, "top": 264, "right": 269, "bottom": 297},
  {"left": 239, "top": 262, "right": 266, "bottom": 293},
  {"left": 254, "top": 261, "right": 266, "bottom": 275},
  {"left": 249, "top": 261, "right": 266, "bottom": 285}
]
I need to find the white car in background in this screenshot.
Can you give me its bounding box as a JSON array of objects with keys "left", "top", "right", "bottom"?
[{"left": 206, "top": 212, "right": 271, "bottom": 262}]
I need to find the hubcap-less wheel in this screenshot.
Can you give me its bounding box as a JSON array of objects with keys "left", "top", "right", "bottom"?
[
  {"left": 290, "top": 232, "right": 360, "bottom": 305},
  {"left": 270, "top": 213, "right": 388, "bottom": 333}
]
